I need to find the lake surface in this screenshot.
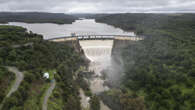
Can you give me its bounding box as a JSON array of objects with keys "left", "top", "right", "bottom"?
[{"left": 2, "top": 19, "right": 135, "bottom": 39}]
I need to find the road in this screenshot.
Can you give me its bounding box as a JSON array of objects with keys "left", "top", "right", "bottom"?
[
  {"left": 5, "top": 67, "right": 24, "bottom": 97},
  {"left": 42, "top": 80, "right": 56, "bottom": 110},
  {"left": 0, "top": 67, "right": 24, "bottom": 110}
]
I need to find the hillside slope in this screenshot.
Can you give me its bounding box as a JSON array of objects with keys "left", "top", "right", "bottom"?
[{"left": 0, "top": 25, "right": 85, "bottom": 110}]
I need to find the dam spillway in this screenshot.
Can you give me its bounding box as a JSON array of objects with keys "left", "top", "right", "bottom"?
[
  {"left": 79, "top": 40, "right": 113, "bottom": 93},
  {"left": 74, "top": 37, "right": 141, "bottom": 110},
  {"left": 79, "top": 40, "right": 113, "bottom": 110}
]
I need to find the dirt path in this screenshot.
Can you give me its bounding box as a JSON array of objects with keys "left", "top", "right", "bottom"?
[
  {"left": 5, "top": 67, "right": 24, "bottom": 97},
  {"left": 42, "top": 80, "right": 56, "bottom": 110},
  {"left": 0, "top": 67, "right": 24, "bottom": 110}
]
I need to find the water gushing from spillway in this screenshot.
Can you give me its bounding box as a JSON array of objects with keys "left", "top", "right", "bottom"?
[
  {"left": 79, "top": 40, "right": 113, "bottom": 110},
  {"left": 79, "top": 40, "right": 113, "bottom": 93}
]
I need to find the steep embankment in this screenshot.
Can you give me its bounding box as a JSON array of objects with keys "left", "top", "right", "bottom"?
[
  {"left": 112, "top": 39, "right": 133, "bottom": 63},
  {"left": 109, "top": 39, "right": 134, "bottom": 87}
]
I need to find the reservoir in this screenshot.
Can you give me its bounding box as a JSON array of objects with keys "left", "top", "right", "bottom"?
[{"left": 2, "top": 19, "right": 135, "bottom": 39}]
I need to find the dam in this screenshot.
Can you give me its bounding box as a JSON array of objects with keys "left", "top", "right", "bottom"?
[{"left": 50, "top": 35, "right": 143, "bottom": 110}]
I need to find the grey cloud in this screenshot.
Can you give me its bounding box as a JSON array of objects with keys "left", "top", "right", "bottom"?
[{"left": 0, "top": 0, "right": 194, "bottom": 13}]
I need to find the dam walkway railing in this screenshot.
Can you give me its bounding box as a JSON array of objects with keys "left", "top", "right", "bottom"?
[{"left": 46, "top": 35, "right": 144, "bottom": 41}]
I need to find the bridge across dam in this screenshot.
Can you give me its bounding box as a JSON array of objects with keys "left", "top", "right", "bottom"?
[{"left": 47, "top": 35, "right": 144, "bottom": 42}]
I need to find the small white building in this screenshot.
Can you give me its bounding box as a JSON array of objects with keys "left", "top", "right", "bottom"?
[{"left": 43, "top": 72, "right": 49, "bottom": 79}]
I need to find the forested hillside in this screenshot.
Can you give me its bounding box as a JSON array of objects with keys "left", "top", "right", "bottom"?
[
  {"left": 97, "top": 14, "right": 195, "bottom": 110},
  {"left": 0, "top": 12, "right": 78, "bottom": 24},
  {"left": 72, "top": 13, "right": 109, "bottom": 19},
  {"left": 0, "top": 25, "right": 85, "bottom": 110}
]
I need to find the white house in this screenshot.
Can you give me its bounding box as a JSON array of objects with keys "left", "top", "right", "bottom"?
[{"left": 43, "top": 72, "right": 49, "bottom": 79}]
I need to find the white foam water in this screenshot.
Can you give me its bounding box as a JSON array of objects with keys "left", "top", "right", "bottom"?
[{"left": 79, "top": 40, "right": 113, "bottom": 110}]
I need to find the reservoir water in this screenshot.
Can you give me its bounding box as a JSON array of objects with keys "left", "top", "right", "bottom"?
[{"left": 2, "top": 19, "right": 135, "bottom": 39}]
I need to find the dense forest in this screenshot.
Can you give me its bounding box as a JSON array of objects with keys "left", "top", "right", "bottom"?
[
  {"left": 72, "top": 13, "right": 109, "bottom": 19},
  {"left": 0, "top": 25, "right": 87, "bottom": 110},
  {"left": 0, "top": 12, "right": 78, "bottom": 24},
  {"left": 96, "top": 14, "right": 195, "bottom": 110}
]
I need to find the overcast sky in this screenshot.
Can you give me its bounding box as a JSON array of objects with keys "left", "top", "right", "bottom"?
[{"left": 0, "top": 0, "right": 195, "bottom": 13}]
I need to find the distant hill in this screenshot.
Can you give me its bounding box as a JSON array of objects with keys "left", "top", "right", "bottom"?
[
  {"left": 0, "top": 12, "right": 78, "bottom": 24},
  {"left": 71, "top": 13, "right": 109, "bottom": 19},
  {"left": 95, "top": 13, "right": 195, "bottom": 33}
]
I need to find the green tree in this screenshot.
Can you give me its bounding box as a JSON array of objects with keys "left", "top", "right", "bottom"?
[{"left": 90, "top": 95, "right": 100, "bottom": 110}]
